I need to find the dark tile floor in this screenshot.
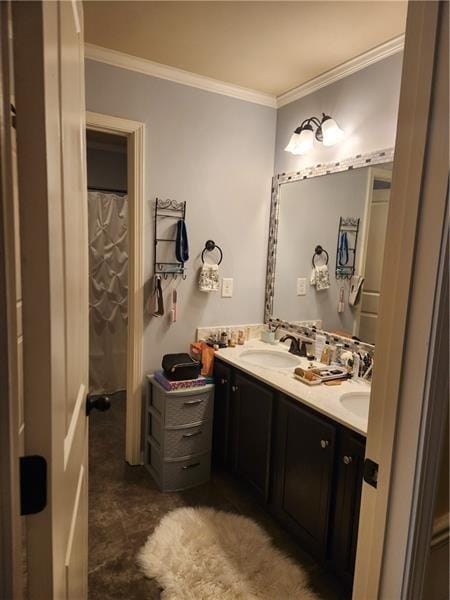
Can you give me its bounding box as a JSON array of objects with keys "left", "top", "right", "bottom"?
[{"left": 88, "top": 394, "right": 345, "bottom": 599}]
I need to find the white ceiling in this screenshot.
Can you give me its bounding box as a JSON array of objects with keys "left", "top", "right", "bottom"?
[{"left": 83, "top": 1, "right": 407, "bottom": 97}]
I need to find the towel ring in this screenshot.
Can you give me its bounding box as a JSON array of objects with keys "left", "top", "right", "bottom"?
[
  {"left": 312, "top": 245, "right": 329, "bottom": 267},
  {"left": 201, "top": 239, "right": 223, "bottom": 265}
]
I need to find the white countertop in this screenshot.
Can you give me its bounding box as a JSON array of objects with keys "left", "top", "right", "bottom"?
[{"left": 215, "top": 340, "right": 370, "bottom": 437}]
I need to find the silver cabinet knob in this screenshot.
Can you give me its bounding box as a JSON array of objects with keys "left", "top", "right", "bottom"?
[
  {"left": 231, "top": 385, "right": 239, "bottom": 392},
  {"left": 320, "top": 440, "right": 330, "bottom": 449},
  {"left": 343, "top": 455, "right": 353, "bottom": 465},
  {"left": 220, "top": 378, "right": 228, "bottom": 385}
]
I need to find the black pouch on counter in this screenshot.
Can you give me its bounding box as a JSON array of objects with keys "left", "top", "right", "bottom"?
[{"left": 162, "top": 353, "right": 201, "bottom": 381}]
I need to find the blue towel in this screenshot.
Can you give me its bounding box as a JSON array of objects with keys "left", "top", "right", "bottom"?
[
  {"left": 338, "top": 231, "right": 349, "bottom": 266},
  {"left": 175, "top": 219, "right": 189, "bottom": 263}
]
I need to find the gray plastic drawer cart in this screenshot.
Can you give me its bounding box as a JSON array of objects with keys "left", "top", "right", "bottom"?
[{"left": 145, "top": 376, "right": 215, "bottom": 492}]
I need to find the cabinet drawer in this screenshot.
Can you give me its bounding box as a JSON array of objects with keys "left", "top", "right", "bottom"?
[
  {"left": 164, "top": 424, "right": 213, "bottom": 458},
  {"left": 147, "top": 443, "right": 211, "bottom": 492},
  {"left": 150, "top": 384, "right": 213, "bottom": 427},
  {"left": 165, "top": 393, "right": 213, "bottom": 426}
]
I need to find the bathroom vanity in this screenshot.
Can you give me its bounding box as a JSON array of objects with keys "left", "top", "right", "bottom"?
[
  {"left": 208, "top": 147, "right": 394, "bottom": 588},
  {"left": 213, "top": 341, "right": 369, "bottom": 588}
]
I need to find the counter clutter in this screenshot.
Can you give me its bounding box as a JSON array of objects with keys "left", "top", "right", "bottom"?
[{"left": 215, "top": 339, "right": 370, "bottom": 436}]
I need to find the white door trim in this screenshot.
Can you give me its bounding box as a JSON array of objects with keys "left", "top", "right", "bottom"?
[
  {"left": 0, "top": 2, "right": 22, "bottom": 596},
  {"left": 353, "top": 1, "right": 448, "bottom": 598},
  {"left": 86, "top": 111, "right": 145, "bottom": 465}
]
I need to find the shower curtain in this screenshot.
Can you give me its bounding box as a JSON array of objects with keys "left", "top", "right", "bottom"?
[{"left": 88, "top": 191, "right": 128, "bottom": 394}]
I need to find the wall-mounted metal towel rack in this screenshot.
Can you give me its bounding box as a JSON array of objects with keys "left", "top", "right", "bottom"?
[{"left": 154, "top": 198, "right": 187, "bottom": 279}]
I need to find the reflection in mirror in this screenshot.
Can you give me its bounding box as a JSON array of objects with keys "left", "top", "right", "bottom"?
[{"left": 271, "top": 162, "right": 392, "bottom": 345}]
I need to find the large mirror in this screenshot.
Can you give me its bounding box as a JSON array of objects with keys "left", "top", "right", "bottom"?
[{"left": 266, "top": 149, "right": 393, "bottom": 346}]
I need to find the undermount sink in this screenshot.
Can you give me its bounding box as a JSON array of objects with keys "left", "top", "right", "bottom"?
[
  {"left": 240, "top": 349, "right": 301, "bottom": 369},
  {"left": 339, "top": 391, "right": 370, "bottom": 420}
]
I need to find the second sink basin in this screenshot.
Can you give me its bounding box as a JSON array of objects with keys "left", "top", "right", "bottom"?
[
  {"left": 240, "top": 349, "right": 301, "bottom": 369},
  {"left": 339, "top": 391, "right": 370, "bottom": 420}
]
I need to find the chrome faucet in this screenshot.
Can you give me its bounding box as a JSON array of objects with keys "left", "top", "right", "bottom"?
[{"left": 280, "top": 335, "right": 308, "bottom": 357}]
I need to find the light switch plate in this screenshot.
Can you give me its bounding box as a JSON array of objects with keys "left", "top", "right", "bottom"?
[
  {"left": 297, "top": 277, "right": 307, "bottom": 296},
  {"left": 222, "top": 278, "right": 233, "bottom": 298}
]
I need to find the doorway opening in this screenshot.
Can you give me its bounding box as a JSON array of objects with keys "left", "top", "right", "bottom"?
[
  {"left": 86, "top": 130, "right": 128, "bottom": 407},
  {"left": 86, "top": 112, "right": 145, "bottom": 467}
]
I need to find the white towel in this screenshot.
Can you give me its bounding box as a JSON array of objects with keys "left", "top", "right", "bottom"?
[
  {"left": 349, "top": 275, "right": 365, "bottom": 306},
  {"left": 310, "top": 265, "right": 330, "bottom": 291},
  {"left": 198, "top": 263, "right": 219, "bottom": 292}
]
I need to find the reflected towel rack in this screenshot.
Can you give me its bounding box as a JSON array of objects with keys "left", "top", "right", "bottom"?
[{"left": 335, "top": 216, "right": 360, "bottom": 279}]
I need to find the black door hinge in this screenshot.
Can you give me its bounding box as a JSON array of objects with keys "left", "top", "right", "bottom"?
[
  {"left": 20, "top": 455, "right": 47, "bottom": 515},
  {"left": 363, "top": 458, "right": 379, "bottom": 488}
]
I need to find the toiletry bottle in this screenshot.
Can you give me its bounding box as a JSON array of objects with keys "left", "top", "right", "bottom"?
[
  {"left": 335, "top": 343, "right": 344, "bottom": 364},
  {"left": 352, "top": 352, "right": 361, "bottom": 378},
  {"left": 315, "top": 334, "right": 326, "bottom": 363},
  {"left": 321, "top": 341, "right": 331, "bottom": 365},
  {"left": 229, "top": 330, "right": 237, "bottom": 347},
  {"left": 329, "top": 341, "right": 337, "bottom": 364},
  {"left": 237, "top": 330, "right": 245, "bottom": 345}
]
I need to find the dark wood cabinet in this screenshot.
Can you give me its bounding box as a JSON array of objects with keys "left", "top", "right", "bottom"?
[
  {"left": 213, "top": 359, "right": 366, "bottom": 587},
  {"left": 329, "top": 428, "right": 365, "bottom": 586},
  {"left": 212, "top": 361, "right": 232, "bottom": 468},
  {"left": 274, "top": 394, "right": 336, "bottom": 559},
  {"left": 230, "top": 371, "right": 274, "bottom": 502}
]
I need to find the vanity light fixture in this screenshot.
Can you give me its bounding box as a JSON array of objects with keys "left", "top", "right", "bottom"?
[{"left": 284, "top": 113, "right": 344, "bottom": 155}]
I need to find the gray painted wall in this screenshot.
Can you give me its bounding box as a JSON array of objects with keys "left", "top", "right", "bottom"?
[
  {"left": 273, "top": 168, "right": 369, "bottom": 334},
  {"left": 84, "top": 53, "right": 402, "bottom": 373},
  {"left": 274, "top": 53, "right": 403, "bottom": 174},
  {"left": 85, "top": 60, "right": 276, "bottom": 372}
]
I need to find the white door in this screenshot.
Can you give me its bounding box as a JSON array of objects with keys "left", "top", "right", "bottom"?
[
  {"left": 12, "top": 1, "right": 90, "bottom": 597},
  {"left": 358, "top": 175, "right": 391, "bottom": 344}
]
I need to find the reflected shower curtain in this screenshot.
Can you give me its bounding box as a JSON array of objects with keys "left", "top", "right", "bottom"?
[{"left": 88, "top": 191, "right": 128, "bottom": 394}]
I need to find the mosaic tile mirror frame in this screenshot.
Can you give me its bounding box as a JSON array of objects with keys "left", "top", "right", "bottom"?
[{"left": 264, "top": 147, "right": 395, "bottom": 352}]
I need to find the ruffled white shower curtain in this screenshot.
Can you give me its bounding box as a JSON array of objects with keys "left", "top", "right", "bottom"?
[{"left": 88, "top": 191, "right": 128, "bottom": 394}]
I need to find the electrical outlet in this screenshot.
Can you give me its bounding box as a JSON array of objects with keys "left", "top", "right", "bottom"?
[
  {"left": 221, "top": 278, "right": 233, "bottom": 298},
  {"left": 297, "top": 277, "right": 307, "bottom": 296}
]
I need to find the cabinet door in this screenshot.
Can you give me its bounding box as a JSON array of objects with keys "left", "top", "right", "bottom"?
[
  {"left": 212, "top": 361, "right": 232, "bottom": 467},
  {"left": 231, "top": 372, "right": 273, "bottom": 502},
  {"left": 330, "top": 430, "right": 365, "bottom": 586},
  {"left": 274, "top": 396, "right": 336, "bottom": 559}
]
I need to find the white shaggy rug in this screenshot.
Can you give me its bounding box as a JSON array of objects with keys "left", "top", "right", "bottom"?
[{"left": 137, "top": 507, "right": 320, "bottom": 599}]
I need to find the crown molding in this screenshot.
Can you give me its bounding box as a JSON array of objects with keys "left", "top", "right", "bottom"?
[
  {"left": 85, "top": 35, "right": 404, "bottom": 110},
  {"left": 84, "top": 43, "right": 277, "bottom": 108},
  {"left": 276, "top": 34, "right": 405, "bottom": 108}
]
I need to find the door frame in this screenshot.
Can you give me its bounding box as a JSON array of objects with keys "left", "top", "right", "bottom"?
[
  {"left": 353, "top": 1, "right": 448, "bottom": 598},
  {"left": 86, "top": 111, "right": 145, "bottom": 465},
  {"left": 0, "top": 1, "right": 22, "bottom": 597}
]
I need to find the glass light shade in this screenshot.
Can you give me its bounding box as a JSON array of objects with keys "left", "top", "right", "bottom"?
[
  {"left": 291, "top": 127, "right": 314, "bottom": 155},
  {"left": 321, "top": 117, "right": 344, "bottom": 146},
  {"left": 284, "top": 132, "right": 301, "bottom": 153}
]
